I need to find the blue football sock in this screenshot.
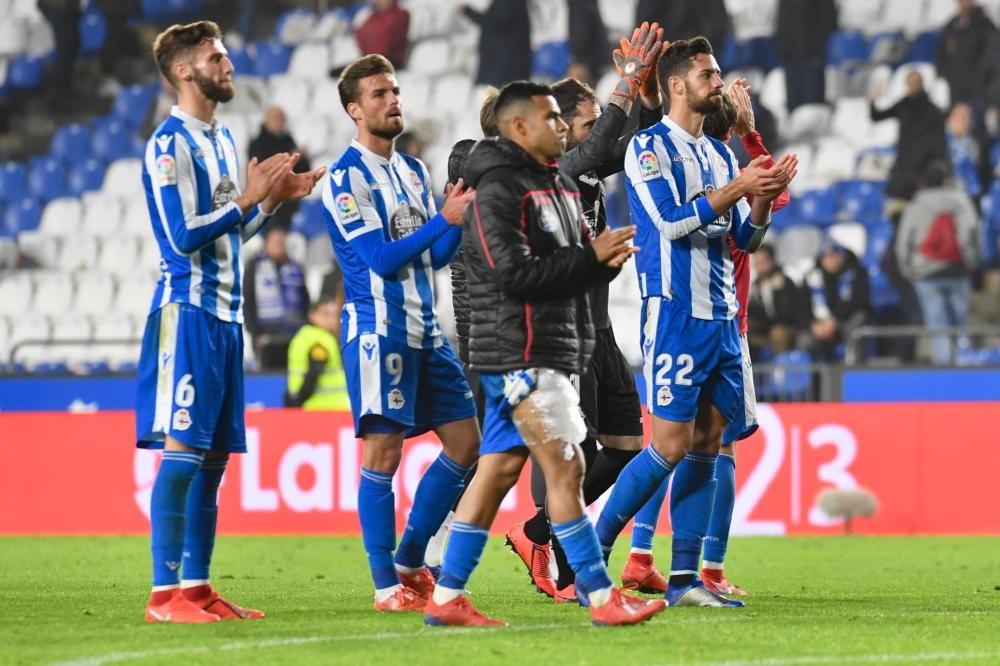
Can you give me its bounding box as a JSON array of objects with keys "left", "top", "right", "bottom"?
[
  {"left": 552, "top": 515, "right": 612, "bottom": 595},
  {"left": 358, "top": 467, "right": 399, "bottom": 590},
  {"left": 150, "top": 450, "right": 204, "bottom": 587},
  {"left": 703, "top": 453, "right": 735, "bottom": 565},
  {"left": 631, "top": 475, "right": 669, "bottom": 551},
  {"left": 669, "top": 453, "right": 718, "bottom": 576},
  {"left": 181, "top": 455, "right": 228, "bottom": 582},
  {"left": 437, "top": 521, "right": 489, "bottom": 591},
  {"left": 595, "top": 446, "right": 674, "bottom": 556},
  {"left": 395, "top": 453, "right": 469, "bottom": 570}
]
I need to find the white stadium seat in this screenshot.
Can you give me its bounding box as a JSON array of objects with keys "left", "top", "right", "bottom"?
[
  {"left": 839, "top": 0, "right": 886, "bottom": 34},
  {"left": 136, "top": 237, "right": 162, "bottom": 276},
  {"left": 114, "top": 274, "right": 155, "bottom": 319},
  {"left": 776, "top": 226, "right": 824, "bottom": 267},
  {"left": 827, "top": 222, "right": 868, "bottom": 258},
  {"left": 288, "top": 43, "right": 330, "bottom": 81},
  {"left": 228, "top": 75, "right": 268, "bottom": 115},
  {"left": 408, "top": 39, "right": 451, "bottom": 77},
  {"left": 102, "top": 158, "right": 144, "bottom": 199},
  {"left": 97, "top": 234, "right": 140, "bottom": 275},
  {"left": 813, "top": 138, "right": 858, "bottom": 182},
  {"left": 120, "top": 196, "right": 150, "bottom": 236},
  {"left": 0, "top": 271, "right": 34, "bottom": 318},
  {"left": 268, "top": 74, "right": 313, "bottom": 118},
  {"left": 760, "top": 67, "right": 786, "bottom": 122},
  {"left": 38, "top": 197, "right": 82, "bottom": 237},
  {"left": 831, "top": 97, "right": 874, "bottom": 148},
  {"left": 16, "top": 231, "right": 60, "bottom": 267},
  {"left": 58, "top": 235, "right": 100, "bottom": 272},
  {"left": 784, "top": 103, "right": 833, "bottom": 144},
  {"left": 329, "top": 35, "right": 362, "bottom": 70},
  {"left": 31, "top": 271, "right": 75, "bottom": 316},
  {"left": 72, "top": 272, "right": 116, "bottom": 316},
  {"left": 93, "top": 311, "right": 138, "bottom": 342}
]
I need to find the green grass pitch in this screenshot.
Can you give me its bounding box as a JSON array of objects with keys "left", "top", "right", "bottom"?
[{"left": 2, "top": 536, "right": 999, "bottom": 665}]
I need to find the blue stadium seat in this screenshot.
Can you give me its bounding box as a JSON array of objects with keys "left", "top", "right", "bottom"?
[
  {"left": 8, "top": 55, "right": 44, "bottom": 89},
  {"left": 50, "top": 124, "right": 90, "bottom": 164},
  {"left": 867, "top": 31, "right": 906, "bottom": 66},
  {"left": 91, "top": 119, "right": 132, "bottom": 162},
  {"left": 771, "top": 350, "right": 812, "bottom": 401},
  {"left": 253, "top": 41, "right": 292, "bottom": 77},
  {"left": 79, "top": 9, "right": 107, "bottom": 55},
  {"left": 827, "top": 30, "right": 867, "bottom": 67},
  {"left": 0, "top": 162, "right": 26, "bottom": 204},
  {"left": 0, "top": 203, "right": 8, "bottom": 236},
  {"left": 798, "top": 188, "right": 838, "bottom": 226},
  {"left": 868, "top": 265, "right": 901, "bottom": 310},
  {"left": 6, "top": 198, "right": 42, "bottom": 233},
  {"left": 863, "top": 221, "right": 893, "bottom": 269},
  {"left": 290, "top": 198, "right": 327, "bottom": 240},
  {"left": 66, "top": 158, "right": 106, "bottom": 197},
  {"left": 905, "top": 31, "right": 941, "bottom": 64},
  {"left": 142, "top": 0, "right": 203, "bottom": 21},
  {"left": 837, "top": 179, "right": 885, "bottom": 224},
  {"left": 770, "top": 196, "right": 804, "bottom": 230},
  {"left": 532, "top": 41, "right": 570, "bottom": 80},
  {"left": 26, "top": 157, "right": 66, "bottom": 203},
  {"left": 111, "top": 84, "right": 154, "bottom": 128},
  {"left": 227, "top": 47, "right": 253, "bottom": 76},
  {"left": 747, "top": 37, "right": 780, "bottom": 71}
]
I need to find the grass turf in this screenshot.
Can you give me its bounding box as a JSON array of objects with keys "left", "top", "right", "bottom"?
[{"left": 1, "top": 536, "right": 999, "bottom": 665}]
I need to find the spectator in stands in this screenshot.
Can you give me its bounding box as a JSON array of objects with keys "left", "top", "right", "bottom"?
[
  {"left": 936, "top": 0, "right": 999, "bottom": 106},
  {"left": 805, "top": 242, "right": 871, "bottom": 361},
  {"left": 395, "top": 131, "right": 422, "bottom": 160},
  {"left": 243, "top": 226, "right": 310, "bottom": 370},
  {"left": 568, "top": 0, "right": 610, "bottom": 84},
  {"left": 248, "top": 106, "right": 312, "bottom": 231},
  {"left": 748, "top": 244, "right": 810, "bottom": 358},
  {"left": 635, "top": 0, "right": 731, "bottom": 51},
  {"left": 982, "top": 30, "right": 1000, "bottom": 139},
  {"left": 946, "top": 102, "right": 984, "bottom": 199},
  {"left": 870, "top": 72, "right": 949, "bottom": 201},
  {"left": 284, "top": 294, "right": 350, "bottom": 409},
  {"left": 895, "top": 161, "right": 981, "bottom": 365},
  {"left": 459, "top": 0, "right": 532, "bottom": 87},
  {"left": 354, "top": 0, "right": 410, "bottom": 69},
  {"left": 775, "top": 0, "right": 838, "bottom": 111},
  {"left": 38, "top": 0, "right": 82, "bottom": 95}
]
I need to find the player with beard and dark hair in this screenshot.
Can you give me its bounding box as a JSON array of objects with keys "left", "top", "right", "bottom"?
[
  {"left": 138, "top": 20, "right": 325, "bottom": 623},
  {"left": 322, "top": 54, "right": 482, "bottom": 613},
  {"left": 503, "top": 22, "right": 671, "bottom": 603},
  {"left": 593, "top": 36, "right": 798, "bottom": 608}
]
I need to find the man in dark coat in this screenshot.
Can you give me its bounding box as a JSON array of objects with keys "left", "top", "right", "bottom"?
[{"left": 459, "top": 0, "right": 532, "bottom": 86}]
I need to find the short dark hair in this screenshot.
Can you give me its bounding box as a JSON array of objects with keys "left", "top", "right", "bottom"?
[
  {"left": 338, "top": 54, "right": 395, "bottom": 110},
  {"left": 922, "top": 160, "right": 951, "bottom": 189},
  {"left": 447, "top": 139, "right": 476, "bottom": 185},
  {"left": 702, "top": 92, "right": 737, "bottom": 140},
  {"left": 658, "top": 36, "right": 715, "bottom": 87},
  {"left": 479, "top": 87, "right": 500, "bottom": 138},
  {"left": 152, "top": 20, "right": 222, "bottom": 87},
  {"left": 551, "top": 78, "right": 598, "bottom": 125},
  {"left": 493, "top": 80, "right": 555, "bottom": 126}
]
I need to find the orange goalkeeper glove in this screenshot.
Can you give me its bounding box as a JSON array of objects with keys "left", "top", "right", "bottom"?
[{"left": 611, "top": 21, "right": 664, "bottom": 101}]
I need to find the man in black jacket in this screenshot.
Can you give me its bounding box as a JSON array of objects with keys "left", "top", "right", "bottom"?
[
  {"left": 424, "top": 81, "right": 664, "bottom": 628},
  {"left": 458, "top": 0, "right": 532, "bottom": 87}
]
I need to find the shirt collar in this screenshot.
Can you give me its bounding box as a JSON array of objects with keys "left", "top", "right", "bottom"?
[
  {"left": 170, "top": 105, "right": 216, "bottom": 133},
  {"left": 662, "top": 116, "right": 703, "bottom": 144},
  {"left": 352, "top": 138, "right": 395, "bottom": 166}
]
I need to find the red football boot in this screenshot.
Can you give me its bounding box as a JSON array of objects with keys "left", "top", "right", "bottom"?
[
  {"left": 374, "top": 586, "right": 428, "bottom": 612},
  {"left": 621, "top": 552, "right": 668, "bottom": 594},
  {"left": 182, "top": 584, "right": 265, "bottom": 620},
  {"left": 590, "top": 588, "right": 667, "bottom": 626},
  {"left": 145, "top": 589, "right": 220, "bottom": 623},
  {"left": 398, "top": 567, "right": 436, "bottom": 600},
  {"left": 424, "top": 595, "right": 508, "bottom": 627},
  {"left": 701, "top": 568, "right": 748, "bottom": 596},
  {"left": 505, "top": 520, "right": 558, "bottom": 597}
]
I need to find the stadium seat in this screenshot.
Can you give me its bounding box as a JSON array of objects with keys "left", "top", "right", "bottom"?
[
  {"left": 867, "top": 31, "right": 906, "bottom": 65},
  {"left": 288, "top": 43, "right": 329, "bottom": 81},
  {"left": 838, "top": 179, "right": 885, "bottom": 224},
  {"left": 0, "top": 208, "right": 10, "bottom": 238},
  {"left": 759, "top": 67, "right": 786, "bottom": 119},
  {"left": 923, "top": 0, "right": 957, "bottom": 30},
  {"left": 291, "top": 198, "right": 326, "bottom": 240},
  {"left": 329, "top": 34, "right": 363, "bottom": 71},
  {"left": 252, "top": 40, "right": 292, "bottom": 77},
  {"left": 905, "top": 30, "right": 941, "bottom": 63},
  {"left": 8, "top": 54, "right": 43, "bottom": 89},
  {"left": 71, "top": 272, "right": 116, "bottom": 316},
  {"left": 51, "top": 312, "right": 95, "bottom": 369},
  {"left": 827, "top": 30, "right": 868, "bottom": 67},
  {"left": 51, "top": 124, "right": 90, "bottom": 164},
  {"left": 275, "top": 8, "right": 316, "bottom": 46},
  {"left": 827, "top": 222, "right": 868, "bottom": 258},
  {"left": 97, "top": 234, "right": 139, "bottom": 275},
  {"left": 863, "top": 221, "right": 894, "bottom": 268},
  {"left": 309, "top": 9, "right": 350, "bottom": 43},
  {"left": 0, "top": 271, "right": 33, "bottom": 319},
  {"left": 91, "top": 119, "right": 132, "bottom": 162},
  {"left": 111, "top": 84, "right": 155, "bottom": 129},
  {"left": 855, "top": 147, "right": 895, "bottom": 180},
  {"left": 990, "top": 141, "right": 1000, "bottom": 177},
  {"left": 868, "top": 264, "right": 902, "bottom": 310},
  {"left": 408, "top": 39, "right": 451, "bottom": 77},
  {"left": 797, "top": 188, "right": 839, "bottom": 226},
  {"left": 31, "top": 271, "right": 75, "bottom": 316},
  {"left": 38, "top": 197, "right": 82, "bottom": 236},
  {"left": 16, "top": 230, "right": 59, "bottom": 266},
  {"left": 532, "top": 41, "right": 570, "bottom": 81},
  {"left": 142, "top": 0, "right": 203, "bottom": 21},
  {"left": 867, "top": 112, "right": 900, "bottom": 147},
  {"left": 268, "top": 75, "right": 312, "bottom": 120},
  {"left": 6, "top": 198, "right": 41, "bottom": 234},
  {"left": 59, "top": 235, "right": 100, "bottom": 272},
  {"left": 102, "top": 158, "right": 143, "bottom": 199},
  {"left": 305, "top": 235, "right": 333, "bottom": 268},
  {"left": 812, "top": 138, "right": 857, "bottom": 182},
  {"left": 775, "top": 225, "right": 823, "bottom": 266},
  {"left": 26, "top": 157, "right": 66, "bottom": 203},
  {"left": 0, "top": 16, "right": 26, "bottom": 57},
  {"left": 394, "top": 72, "right": 432, "bottom": 118},
  {"left": 79, "top": 8, "right": 107, "bottom": 55},
  {"left": 880, "top": 0, "right": 926, "bottom": 37},
  {"left": 226, "top": 46, "right": 253, "bottom": 77},
  {"left": 0, "top": 162, "right": 26, "bottom": 204},
  {"left": 136, "top": 238, "right": 162, "bottom": 275},
  {"left": 767, "top": 350, "right": 813, "bottom": 401},
  {"left": 120, "top": 196, "right": 150, "bottom": 235},
  {"left": 80, "top": 190, "right": 124, "bottom": 237},
  {"left": 115, "top": 273, "right": 156, "bottom": 319},
  {"left": 838, "top": 0, "right": 886, "bottom": 34},
  {"left": 286, "top": 230, "right": 307, "bottom": 266},
  {"left": 8, "top": 312, "right": 52, "bottom": 370},
  {"left": 784, "top": 104, "right": 832, "bottom": 143},
  {"left": 831, "top": 97, "right": 874, "bottom": 147},
  {"left": 66, "top": 157, "right": 106, "bottom": 197},
  {"left": 93, "top": 311, "right": 136, "bottom": 342},
  {"left": 228, "top": 75, "right": 268, "bottom": 115}
]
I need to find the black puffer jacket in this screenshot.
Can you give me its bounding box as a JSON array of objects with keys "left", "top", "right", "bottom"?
[{"left": 462, "top": 138, "right": 620, "bottom": 375}]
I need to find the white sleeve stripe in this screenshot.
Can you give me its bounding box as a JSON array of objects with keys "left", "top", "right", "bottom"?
[
  {"left": 626, "top": 137, "right": 703, "bottom": 240},
  {"left": 145, "top": 139, "right": 185, "bottom": 257}
]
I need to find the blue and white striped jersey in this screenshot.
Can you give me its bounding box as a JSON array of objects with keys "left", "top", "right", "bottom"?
[
  {"left": 142, "top": 106, "right": 270, "bottom": 324},
  {"left": 625, "top": 116, "right": 756, "bottom": 321},
  {"left": 322, "top": 140, "right": 443, "bottom": 350}
]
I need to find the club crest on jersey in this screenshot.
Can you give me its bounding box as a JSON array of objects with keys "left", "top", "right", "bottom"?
[
  {"left": 389, "top": 201, "right": 426, "bottom": 240},
  {"left": 693, "top": 185, "right": 732, "bottom": 238},
  {"left": 408, "top": 170, "right": 423, "bottom": 192},
  {"left": 211, "top": 175, "right": 237, "bottom": 210},
  {"left": 172, "top": 408, "right": 192, "bottom": 431},
  {"left": 657, "top": 385, "right": 673, "bottom": 407},
  {"left": 336, "top": 192, "right": 361, "bottom": 222},
  {"left": 156, "top": 154, "right": 177, "bottom": 186},
  {"left": 388, "top": 388, "right": 405, "bottom": 409},
  {"left": 638, "top": 150, "right": 660, "bottom": 180}
]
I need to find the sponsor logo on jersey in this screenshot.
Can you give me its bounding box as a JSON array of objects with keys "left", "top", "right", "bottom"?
[
  {"left": 388, "top": 201, "right": 426, "bottom": 240},
  {"left": 156, "top": 154, "right": 177, "bottom": 186},
  {"left": 388, "top": 388, "right": 405, "bottom": 409},
  {"left": 693, "top": 185, "right": 731, "bottom": 238},
  {"left": 172, "top": 408, "right": 192, "bottom": 431},
  {"left": 211, "top": 175, "right": 237, "bottom": 210},
  {"left": 638, "top": 150, "right": 660, "bottom": 180},
  {"left": 336, "top": 192, "right": 361, "bottom": 222}
]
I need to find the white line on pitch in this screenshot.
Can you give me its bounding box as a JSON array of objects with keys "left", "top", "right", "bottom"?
[{"left": 661, "top": 651, "right": 1000, "bottom": 666}]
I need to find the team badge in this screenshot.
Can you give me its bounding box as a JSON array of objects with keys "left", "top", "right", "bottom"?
[
  {"left": 656, "top": 386, "right": 673, "bottom": 407},
  {"left": 388, "top": 388, "right": 405, "bottom": 409},
  {"left": 638, "top": 150, "right": 660, "bottom": 180},
  {"left": 172, "top": 408, "right": 192, "bottom": 431},
  {"left": 156, "top": 154, "right": 177, "bottom": 186},
  {"left": 336, "top": 192, "right": 362, "bottom": 222},
  {"left": 408, "top": 170, "right": 423, "bottom": 192}
]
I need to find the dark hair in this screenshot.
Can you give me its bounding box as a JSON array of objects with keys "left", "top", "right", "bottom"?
[
  {"left": 922, "top": 160, "right": 951, "bottom": 189},
  {"left": 493, "top": 80, "right": 555, "bottom": 125},
  {"left": 702, "top": 92, "right": 737, "bottom": 140},
  {"left": 551, "top": 77, "right": 597, "bottom": 125},
  {"left": 658, "top": 36, "right": 715, "bottom": 88},
  {"left": 338, "top": 54, "right": 395, "bottom": 110},
  {"left": 479, "top": 87, "right": 500, "bottom": 138},
  {"left": 447, "top": 139, "right": 476, "bottom": 185},
  {"left": 152, "top": 20, "right": 223, "bottom": 87}
]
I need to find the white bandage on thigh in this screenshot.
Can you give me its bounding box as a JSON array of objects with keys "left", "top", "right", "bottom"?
[{"left": 512, "top": 368, "right": 588, "bottom": 446}]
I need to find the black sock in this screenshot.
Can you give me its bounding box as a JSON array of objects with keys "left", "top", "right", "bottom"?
[
  {"left": 670, "top": 573, "right": 695, "bottom": 587},
  {"left": 523, "top": 507, "right": 551, "bottom": 545},
  {"left": 582, "top": 447, "right": 641, "bottom": 506},
  {"left": 551, "top": 534, "right": 575, "bottom": 589}
]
